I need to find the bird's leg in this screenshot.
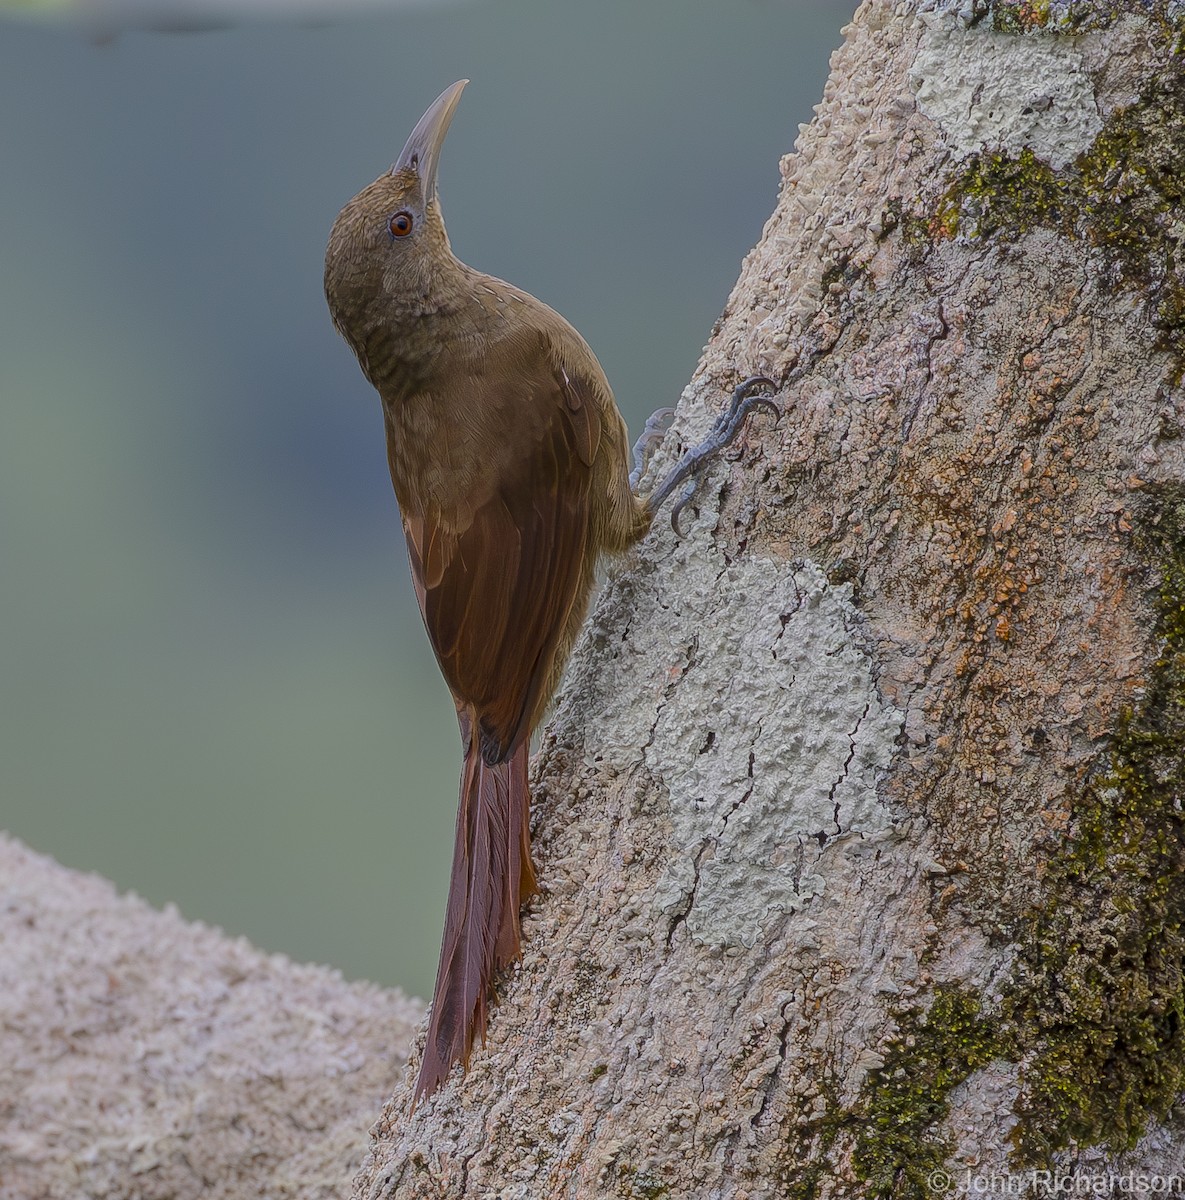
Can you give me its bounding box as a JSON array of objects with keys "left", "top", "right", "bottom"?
[
  {"left": 642, "top": 375, "right": 780, "bottom": 534},
  {"left": 629, "top": 407, "right": 676, "bottom": 491}
]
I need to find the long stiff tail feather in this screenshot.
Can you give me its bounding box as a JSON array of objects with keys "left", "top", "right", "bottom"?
[{"left": 414, "top": 733, "right": 535, "bottom": 1101}]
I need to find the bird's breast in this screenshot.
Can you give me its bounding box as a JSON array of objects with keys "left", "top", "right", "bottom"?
[{"left": 382, "top": 385, "right": 492, "bottom": 528}]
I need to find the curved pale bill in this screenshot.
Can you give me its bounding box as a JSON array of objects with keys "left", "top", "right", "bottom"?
[{"left": 391, "top": 79, "right": 469, "bottom": 202}]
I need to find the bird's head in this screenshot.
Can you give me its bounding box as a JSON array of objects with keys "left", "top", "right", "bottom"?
[{"left": 324, "top": 80, "right": 468, "bottom": 345}]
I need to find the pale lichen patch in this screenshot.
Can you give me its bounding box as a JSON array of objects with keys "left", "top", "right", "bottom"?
[
  {"left": 561, "top": 528, "right": 904, "bottom": 950},
  {"left": 911, "top": 12, "right": 1103, "bottom": 167},
  {"left": 647, "top": 559, "right": 903, "bottom": 948}
]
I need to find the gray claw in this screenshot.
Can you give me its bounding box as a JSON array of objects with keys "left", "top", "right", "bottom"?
[
  {"left": 641, "top": 374, "right": 782, "bottom": 531},
  {"left": 670, "top": 479, "right": 699, "bottom": 536},
  {"left": 726, "top": 375, "right": 778, "bottom": 421}
]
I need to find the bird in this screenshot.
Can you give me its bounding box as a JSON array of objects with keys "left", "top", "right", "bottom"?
[{"left": 324, "top": 80, "right": 777, "bottom": 1102}]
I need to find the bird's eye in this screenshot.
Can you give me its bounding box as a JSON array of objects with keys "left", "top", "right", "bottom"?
[{"left": 389, "top": 211, "right": 414, "bottom": 238}]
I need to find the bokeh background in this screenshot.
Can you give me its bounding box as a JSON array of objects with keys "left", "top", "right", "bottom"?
[{"left": 1, "top": 0, "right": 852, "bottom": 999}]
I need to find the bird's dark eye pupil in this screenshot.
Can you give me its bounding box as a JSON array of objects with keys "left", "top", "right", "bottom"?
[{"left": 389, "top": 211, "right": 414, "bottom": 238}]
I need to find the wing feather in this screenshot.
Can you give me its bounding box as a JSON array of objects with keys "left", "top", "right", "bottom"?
[{"left": 397, "top": 351, "right": 602, "bottom": 762}]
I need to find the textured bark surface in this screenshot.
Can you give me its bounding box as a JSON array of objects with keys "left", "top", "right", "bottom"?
[
  {"left": 6, "top": 3, "right": 1185, "bottom": 1199},
  {"left": 354, "top": 2, "right": 1185, "bottom": 1197},
  {"left": 0, "top": 834, "right": 421, "bottom": 1200}
]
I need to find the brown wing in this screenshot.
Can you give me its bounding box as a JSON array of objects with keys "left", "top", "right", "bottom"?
[{"left": 399, "top": 355, "right": 603, "bottom": 764}]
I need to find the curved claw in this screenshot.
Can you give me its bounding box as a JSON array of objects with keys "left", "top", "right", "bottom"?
[
  {"left": 735, "top": 373, "right": 778, "bottom": 398},
  {"left": 670, "top": 478, "right": 699, "bottom": 536},
  {"left": 727, "top": 374, "right": 779, "bottom": 418},
  {"left": 643, "top": 372, "right": 783, "bottom": 535},
  {"left": 736, "top": 394, "right": 781, "bottom": 424},
  {"left": 714, "top": 392, "right": 781, "bottom": 449}
]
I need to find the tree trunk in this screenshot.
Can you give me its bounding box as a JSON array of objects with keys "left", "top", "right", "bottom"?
[
  {"left": 6, "top": 4, "right": 1185, "bottom": 1198},
  {"left": 355, "top": 2, "right": 1185, "bottom": 1197}
]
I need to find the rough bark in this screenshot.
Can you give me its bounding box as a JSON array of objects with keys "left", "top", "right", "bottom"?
[
  {"left": 0, "top": 834, "right": 422, "bottom": 1199},
  {"left": 6, "top": 3, "right": 1185, "bottom": 1199},
  {"left": 354, "top": 2, "right": 1185, "bottom": 1197}
]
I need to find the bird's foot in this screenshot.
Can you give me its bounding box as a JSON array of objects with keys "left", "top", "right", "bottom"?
[
  {"left": 644, "top": 375, "right": 780, "bottom": 535},
  {"left": 629, "top": 406, "right": 676, "bottom": 491}
]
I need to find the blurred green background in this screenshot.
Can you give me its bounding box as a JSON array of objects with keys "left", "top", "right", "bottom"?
[{"left": 0, "top": 0, "right": 850, "bottom": 999}]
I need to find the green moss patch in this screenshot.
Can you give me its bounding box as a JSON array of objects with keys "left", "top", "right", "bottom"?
[
  {"left": 779, "top": 493, "right": 1185, "bottom": 1189},
  {"left": 968, "top": 1, "right": 1182, "bottom": 34},
  {"left": 917, "top": 25, "right": 1185, "bottom": 1161},
  {"left": 1004, "top": 493, "right": 1185, "bottom": 1162},
  {"left": 851, "top": 987, "right": 1005, "bottom": 1197},
  {"left": 775, "top": 23, "right": 1185, "bottom": 1189},
  {"left": 776, "top": 990, "right": 1003, "bottom": 1199},
  {"left": 939, "top": 59, "right": 1185, "bottom": 379}
]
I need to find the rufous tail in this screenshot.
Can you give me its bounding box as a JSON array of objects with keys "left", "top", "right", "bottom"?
[{"left": 414, "top": 732, "right": 535, "bottom": 1102}]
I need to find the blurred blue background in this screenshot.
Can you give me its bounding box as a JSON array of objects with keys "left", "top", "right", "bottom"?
[{"left": 0, "top": 0, "right": 850, "bottom": 999}]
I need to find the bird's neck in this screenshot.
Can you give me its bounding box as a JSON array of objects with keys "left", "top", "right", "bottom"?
[{"left": 352, "top": 253, "right": 492, "bottom": 400}]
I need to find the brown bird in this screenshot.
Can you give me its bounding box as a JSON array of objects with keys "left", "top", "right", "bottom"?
[{"left": 324, "top": 80, "right": 776, "bottom": 1101}]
